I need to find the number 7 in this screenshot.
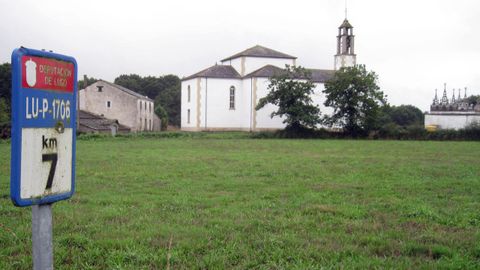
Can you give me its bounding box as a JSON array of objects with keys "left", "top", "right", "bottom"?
[{"left": 42, "top": 153, "right": 58, "bottom": 190}]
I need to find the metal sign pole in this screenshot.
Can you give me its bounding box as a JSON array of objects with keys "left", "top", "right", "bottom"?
[{"left": 32, "top": 204, "right": 53, "bottom": 270}]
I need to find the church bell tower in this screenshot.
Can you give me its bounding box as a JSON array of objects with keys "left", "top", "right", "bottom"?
[{"left": 334, "top": 18, "right": 356, "bottom": 70}]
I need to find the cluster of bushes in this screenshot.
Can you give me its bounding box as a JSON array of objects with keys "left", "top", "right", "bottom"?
[
  {"left": 251, "top": 122, "right": 480, "bottom": 141},
  {"left": 76, "top": 131, "right": 253, "bottom": 141},
  {"left": 377, "top": 122, "right": 480, "bottom": 140}
]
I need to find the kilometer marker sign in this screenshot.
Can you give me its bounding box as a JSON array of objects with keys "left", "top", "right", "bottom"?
[{"left": 11, "top": 47, "right": 77, "bottom": 206}]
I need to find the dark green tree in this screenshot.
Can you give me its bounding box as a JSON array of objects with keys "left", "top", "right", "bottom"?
[
  {"left": 155, "top": 84, "right": 181, "bottom": 127},
  {"left": 386, "top": 105, "right": 424, "bottom": 126},
  {"left": 0, "top": 98, "right": 10, "bottom": 123},
  {"left": 323, "top": 65, "right": 386, "bottom": 136},
  {"left": 256, "top": 65, "right": 321, "bottom": 131},
  {"left": 114, "top": 74, "right": 143, "bottom": 94},
  {"left": 154, "top": 104, "right": 168, "bottom": 130},
  {"left": 0, "top": 63, "right": 11, "bottom": 102},
  {"left": 467, "top": 95, "right": 480, "bottom": 106},
  {"left": 0, "top": 63, "right": 12, "bottom": 126}
]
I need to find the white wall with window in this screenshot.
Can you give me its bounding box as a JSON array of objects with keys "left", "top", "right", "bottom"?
[{"left": 181, "top": 80, "right": 200, "bottom": 129}]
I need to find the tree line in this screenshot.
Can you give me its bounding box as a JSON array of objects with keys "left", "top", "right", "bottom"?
[{"left": 1, "top": 61, "right": 478, "bottom": 139}]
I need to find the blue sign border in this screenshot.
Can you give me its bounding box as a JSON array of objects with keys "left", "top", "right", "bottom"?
[{"left": 11, "top": 47, "right": 77, "bottom": 207}]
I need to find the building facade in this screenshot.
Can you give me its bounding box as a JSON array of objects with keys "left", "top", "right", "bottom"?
[
  {"left": 181, "top": 19, "right": 356, "bottom": 131},
  {"left": 425, "top": 85, "right": 480, "bottom": 130},
  {"left": 79, "top": 80, "right": 160, "bottom": 132}
]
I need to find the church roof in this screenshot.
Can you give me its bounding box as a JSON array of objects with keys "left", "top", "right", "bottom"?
[
  {"left": 183, "top": 65, "right": 241, "bottom": 80},
  {"left": 244, "top": 65, "right": 284, "bottom": 78},
  {"left": 309, "top": 69, "right": 336, "bottom": 83},
  {"left": 244, "top": 65, "right": 335, "bottom": 83},
  {"left": 221, "top": 45, "right": 297, "bottom": 62},
  {"left": 339, "top": 19, "right": 353, "bottom": 28}
]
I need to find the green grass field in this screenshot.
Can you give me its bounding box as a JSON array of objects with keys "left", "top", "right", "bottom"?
[{"left": 1, "top": 135, "right": 480, "bottom": 269}]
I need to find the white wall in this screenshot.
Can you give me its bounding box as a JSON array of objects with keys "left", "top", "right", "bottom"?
[
  {"left": 181, "top": 78, "right": 201, "bottom": 130},
  {"left": 202, "top": 78, "right": 246, "bottom": 129},
  {"left": 254, "top": 78, "right": 286, "bottom": 129},
  {"left": 425, "top": 113, "right": 480, "bottom": 130},
  {"left": 334, "top": 55, "right": 356, "bottom": 70},
  {"left": 221, "top": 57, "right": 243, "bottom": 76}
]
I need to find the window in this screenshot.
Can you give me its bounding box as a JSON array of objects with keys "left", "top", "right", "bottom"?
[
  {"left": 97, "top": 86, "right": 103, "bottom": 92},
  {"left": 145, "top": 118, "right": 147, "bottom": 130},
  {"left": 140, "top": 118, "right": 142, "bottom": 129},
  {"left": 187, "top": 109, "right": 191, "bottom": 124},
  {"left": 144, "top": 101, "right": 146, "bottom": 111},
  {"left": 150, "top": 119, "right": 152, "bottom": 130},
  {"left": 187, "top": 85, "right": 191, "bottom": 102},
  {"left": 229, "top": 86, "right": 235, "bottom": 110},
  {"left": 106, "top": 101, "right": 111, "bottom": 108}
]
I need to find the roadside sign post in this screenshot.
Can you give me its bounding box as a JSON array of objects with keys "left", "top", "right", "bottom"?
[
  {"left": 10, "top": 47, "right": 77, "bottom": 270},
  {"left": 32, "top": 204, "right": 53, "bottom": 270}
]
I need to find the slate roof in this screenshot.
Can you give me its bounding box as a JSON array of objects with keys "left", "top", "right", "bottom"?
[
  {"left": 79, "top": 110, "right": 130, "bottom": 132},
  {"left": 182, "top": 65, "right": 241, "bottom": 81},
  {"left": 244, "top": 65, "right": 284, "bottom": 78},
  {"left": 221, "top": 45, "right": 296, "bottom": 62},
  {"left": 244, "top": 65, "right": 335, "bottom": 83},
  {"left": 96, "top": 80, "right": 152, "bottom": 101},
  {"left": 308, "top": 69, "right": 336, "bottom": 83},
  {"left": 339, "top": 19, "right": 353, "bottom": 28}
]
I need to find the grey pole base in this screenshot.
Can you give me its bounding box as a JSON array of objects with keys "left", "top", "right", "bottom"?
[{"left": 32, "top": 204, "right": 53, "bottom": 270}]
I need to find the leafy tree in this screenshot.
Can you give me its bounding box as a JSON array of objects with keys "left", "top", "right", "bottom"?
[
  {"left": 154, "top": 104, "right": 168, "bottom": 130},
  {"left": 323, "top": 65, "right": 386, "bottom": 136},
  {"left": 256, "top": 65, "right": 321, "bottom": 131},
  {"left": 467, "top": 95, "right": 480, "bottom": 106},
  {"left": 77, "top": 75, "right": 98, "bottom": 89},
  {"left": 0, "top": 98, "right": 10, "bottom": 123},
  {"left": 0, "top": 63, "right": 12, "bottom": 125},
  {"left": 386, "top": 105, "right": 424, "bottom": 126},
  {"left": 155, "top": 84, "right": 180, "bottom": 127},
  {"left": 0, "top": 63, "right": 11, "bottom": 102},
  {"left": 114, "top": 74, "right": 143, "bottom": 94}
]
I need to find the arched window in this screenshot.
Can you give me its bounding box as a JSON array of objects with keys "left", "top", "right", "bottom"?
[
  {"left": 187, "top": 85, "right": 191, "bottom": 102},
  {"left": 229, "top": 86, "right": 235, "bottom": 110}
]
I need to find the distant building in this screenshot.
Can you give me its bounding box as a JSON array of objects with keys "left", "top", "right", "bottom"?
[
  {"left": 181, "top": 18, "right": 356, "bottom": 131},
  {"left": 425, "top": 84, "right": 480, "bottom": 130},
  {"left": 79, "top": 80, "right": 160, "bottom": 132}
]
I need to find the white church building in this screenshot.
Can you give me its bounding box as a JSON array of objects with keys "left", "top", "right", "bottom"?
[{"left": 181, "top": 18, "right": 356, "bottom": 131}]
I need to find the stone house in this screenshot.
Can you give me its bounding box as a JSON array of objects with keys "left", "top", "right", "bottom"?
[{"left": 79, "top": 80, "right": 160, "bottom": 132}]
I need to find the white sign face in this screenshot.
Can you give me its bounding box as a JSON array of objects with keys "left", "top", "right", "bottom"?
[{"left": 20, "top": 128, "right": 73, "bottom": 199}]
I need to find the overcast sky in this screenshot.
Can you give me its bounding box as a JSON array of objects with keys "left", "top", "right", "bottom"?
[{"left": 1, "top": 0, "right": 479, "bottom": 111}]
